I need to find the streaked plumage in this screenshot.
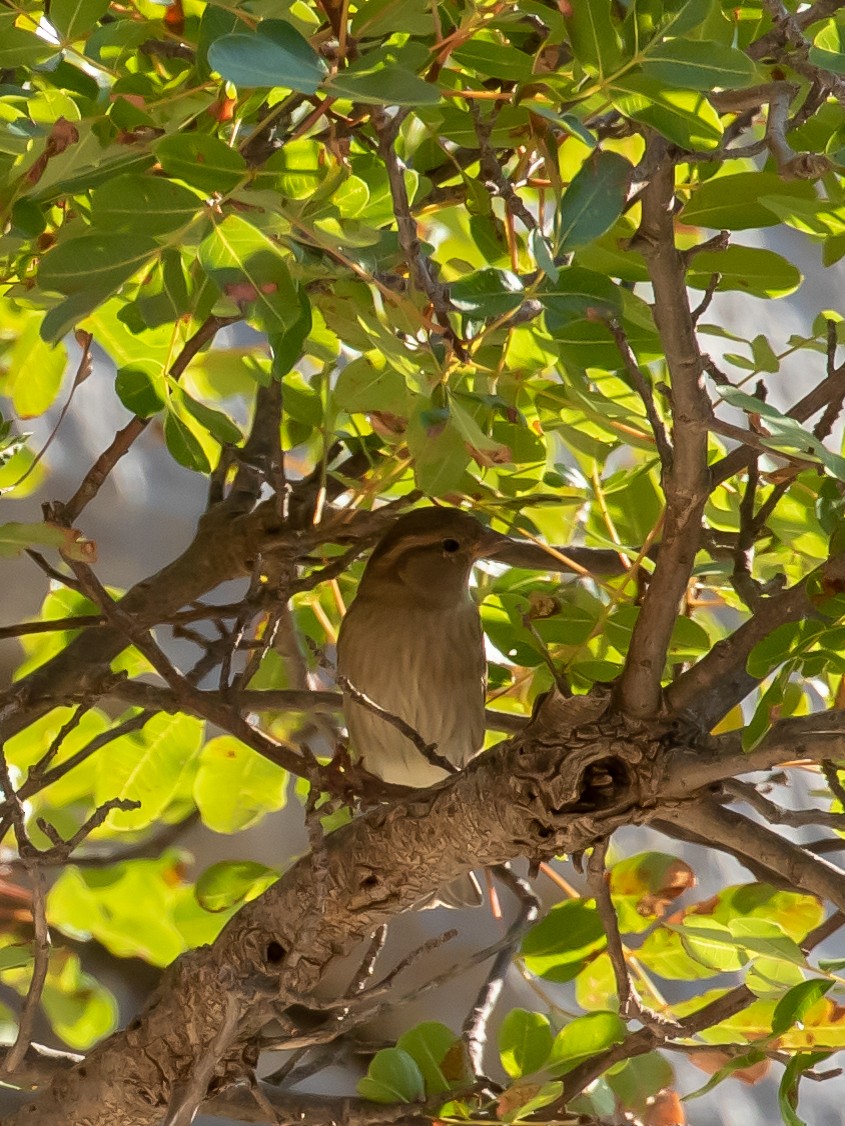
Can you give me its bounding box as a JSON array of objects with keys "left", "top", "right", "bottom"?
[{"left": 337, "top": 508, "right": 509, "bottom": 906}]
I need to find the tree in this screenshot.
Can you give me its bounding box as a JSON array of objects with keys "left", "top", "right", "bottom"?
[{"left": 2, "top": 0, "right": 845, "bottom": 1121}]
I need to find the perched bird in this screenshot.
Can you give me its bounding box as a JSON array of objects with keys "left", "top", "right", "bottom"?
[{"left": 336, "top": 507, "right": 511, "bottom": 907}]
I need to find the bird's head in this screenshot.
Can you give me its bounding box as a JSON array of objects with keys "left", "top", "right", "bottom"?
[{"left": 360, "top": 508, "right": 511, "bottom": 604}]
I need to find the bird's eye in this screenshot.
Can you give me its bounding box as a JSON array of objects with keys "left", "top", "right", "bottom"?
[{"left": 442, "top": 538, "right": 460, "bottom": 553}]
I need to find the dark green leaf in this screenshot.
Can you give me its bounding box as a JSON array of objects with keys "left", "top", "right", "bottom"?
[
  {"left": 641, "top": 39, "right": 756, "bottom": 91},
  {"left": 450, "top": 268, "right": 524, "bottom": 317},
  {"left": 559, "top": 151, "right": 632, "bottom": 252},
  {"left": 115, "top": 364, "right": 166, "bottom": 418},
  {"left": 91, "top": 174, "right": 203, "bottom": 236},
  {"left": 208, "top": 20, "right": 326, "bottom": 93},
  {"left": 270, "top": 290, "right": 312, "bottom": 378},
  {"left": 451, "top": 39, "right": 535, "bottom": 81},
  {"left": 772, "top": 980, "right": 833, "bottom": 1037},
  {"left": 687, "top": 245, "right": 802, "bottom": 297},
  {"left": 39, "top": 232, "right": 159, "bottom": 297},
  {"left": 50, "top": 0, "right": 111, "bottom": 41},
  {"left": 540, "top": 267, "right": 622, "bottom": 332},
  {"left": 327, "top": 64, "right": 440, "bottom": 106},
  {"left": 163, "top": 412, "right": 211, "bottom": 473},
  {"left": 154, "top": 134, "right": 248, "bottom": 195},
  {"left": 563, "top": 0, "right": 624, "bottom": 77}
]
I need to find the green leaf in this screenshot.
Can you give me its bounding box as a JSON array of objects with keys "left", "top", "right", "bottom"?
[
  {"left": 529, "top": 229, "right": 559, "bottom": 281},
  {"left": 208, "top": 20, "right": 326, "bottom": 93},
  {"left": 675, "top": 918, "right": 748, "bottom": 972},
  {"left": 687, "top": 245, "right": 802, "bottom": 297},
  {"left": 50, "top": 0, "right": 111, "bottom": 41},
  {"left": 406, "top": 411, "right": 471, "bottom": 496},
  {"left": 450, "top": 268, "right": 525, "bottom": 317},
  {"left": 728, "top": 918, "right": 807, "bottom": 967},
  {"left": 563, "top": 0, "right": 624, "bottom": 77},
  {"left": 41, "top": 953, "right": 118, "bottom": 1049},
  {"left": 641, "top": 39, "right": 756, "bottom": 91},
  {"left": 115, "top": 363, "right": 166, "bottom": 417},
  {"left": 501, "top": 1080, "right": 564, "bottom": 1124},
  {"left": 779, "top": 1052, "right": 831, "bottom": 1126},
  {"left": 498, "top": 1009, "right": 553, "bottom": 1079},
  {"left": 90, "top": 174, "right": 203, "bottom": 236},
  {"left": 95, "top": 712, "right": 205, "bottom": 831},
  {"left": 134, "top": 249, "right": 192, "bottom": 328},
  {"left": 810, "top": 18, "right": 845, "bottom": 75},
  {"left": 164, "top": 411, "right": 212, "bottom": 473},
  {"left": 0, "top": 521, "right": 92, "bottom": 561},
  {"left": 540, "top": 267, "right": 622, "bottom": 332},
  {"left": 397, "top": 1022, "right": 466, "bottom": 1095},
  {"left": 546, "top": 1012, "right": 627, "bottom": 1076},
  {"left": 154, "top": 134, "right": 248, "bottom": 195},
  {"left": 195, "top": 860, "right": 278, "bottom": 913},
  {"left": 451, "top": 39, "right": 535, "bottom": 82},
  {"left": 198, "top": 213, "right": 299, "bottom": 333},
  {"left": 47, "top": 854, "right": 189, "bottom": 966},
  {"left": 327, "top": 64, "right": 440, "bottom": 106},
  {"left": 335, "top": 353, "right": 408, "bottom": 415},
  {"left": 0, "top": 943, "right": 34, "bottom": 971},
  {"left": 4, "top": 319, "right": 66, "bottom": 417},
  {"left": 559, "top": 151, "right": 632, "bottom": 252},
  {"left": 612, "top": 75, "right": 723, "bottom": 149},
  {"left": 357, "top": 1048, "right": 425, "bottom": 1104},
  {"left": 717, "top": 386, "right": 845, "bottom": 478},
  {"left": 177, "top": 390, "right": 243, "bottom": 445},
  {"left": 0, "top": 13, "right": 58, "bottom": 66},
  {"left": 38, "top": 232, "right": 159, "bottom": 298},
  {"left": 681, "top": 173, "right": 818, "bottom": 231},
  {"left": 772, "top": 981, "right": 833, "bottom": 1037},
  {"left": 521, "top": 899, "right": 606, "bottom": 981},
  {"left": 194, "top": 735, "right": 288, "bottom": 833},
  {"left": 270, "top": 290, "right": 313, "bottom": 378}
]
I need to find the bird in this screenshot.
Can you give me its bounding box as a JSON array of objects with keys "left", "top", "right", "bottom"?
[{"left": 336, "top": 506, "right": 512, "bottom": 907}]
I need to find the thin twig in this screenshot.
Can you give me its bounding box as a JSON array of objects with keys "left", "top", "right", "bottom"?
[
  {"left": 463, "top": 867, "right": 538, "bottom": 1076},
  {"left": 59, "top": 315, "right": 240, "bottom": 524},
  {"left": 605, "top": 316, "right": 673, "bottom": 472},
  {"left": 338, "top": 675, "right": 457, "bottom": 775}
]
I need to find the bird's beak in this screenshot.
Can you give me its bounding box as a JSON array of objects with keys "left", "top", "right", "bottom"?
[
  {"left": 473, "top": 528, "right": 525, "bottom": 562},
  {"left": 475, "top": 529, "right": 587, "bottom": 571}
]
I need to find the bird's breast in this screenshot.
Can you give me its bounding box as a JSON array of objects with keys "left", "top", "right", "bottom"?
[{"left": 337, "top": 595, "right": 486, "bottom": 788}]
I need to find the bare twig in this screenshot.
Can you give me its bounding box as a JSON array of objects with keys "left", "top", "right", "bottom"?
[
  {"left": 0, "top": 749, "right": 51, "bottom": 1077},
  {"left": 605, "top": 316, "right": 673, "bottom": 472},
  {"left": 470, "top": 102, "right": 538, "bottom": 232},
  {"left": 338, "top": 675, "right": 457, "bottom": 775},
  {"left": 724, "top": 777, "right": 845, "bottom": 831},
  {"left": 463, "top": 867, "right": 538, "bottom": 1076},
  {"left": 59, "top": 315, "right": 240, "bottom": 524},
  {"left": 371, "top": 108, "right": 461, "bottom": 356}
]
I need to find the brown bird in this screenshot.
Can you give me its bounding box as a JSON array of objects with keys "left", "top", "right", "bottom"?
[{"left": 336, "top": 507, "right": 512, "bottom": 907}]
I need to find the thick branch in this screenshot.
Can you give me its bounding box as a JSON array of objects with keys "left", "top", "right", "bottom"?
[
  {"left": 666, "top": 551, "right": 845, "bottom": 727},
  {"left": 616, "top": 148, "right": 710, "bottom": 717}
]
